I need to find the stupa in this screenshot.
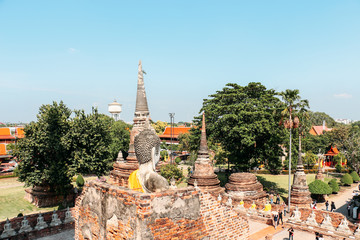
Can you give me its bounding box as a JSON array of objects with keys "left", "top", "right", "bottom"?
[
  {"left": 188, "top": 112, "right": 223, "bottom": 194},
  {"left": 290, "top": 138, "right": 312, "bottom": 206},
  {"left": 225, "top": 172, "right": 267, "bottom": 203},
  {"left": 109, "top": 60, "right": 151, "bottom": 186}
]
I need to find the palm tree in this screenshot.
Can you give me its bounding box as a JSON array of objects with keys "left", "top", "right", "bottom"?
[{"left": 280, "top": 89, "right": 309, "bottom": 211}]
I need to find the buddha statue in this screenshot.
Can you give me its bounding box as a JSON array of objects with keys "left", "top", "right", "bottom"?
[{"left": 129, "top": 128, "right": 169, "bottom": 193}]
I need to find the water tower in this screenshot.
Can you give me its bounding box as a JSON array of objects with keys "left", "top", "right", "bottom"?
[{"left": 108, "top": 99, "right": 122, "bottom": 121}]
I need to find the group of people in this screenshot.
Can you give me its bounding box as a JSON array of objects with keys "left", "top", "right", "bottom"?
[
  {"left": 272, "top": 209, "right": 284, "bottom": 230},
  {"left": 269, "top": 193, "right": 281, "bottom": 205},
  {"left": 324, "top": 200, "right": 336, "bottom": 212}
]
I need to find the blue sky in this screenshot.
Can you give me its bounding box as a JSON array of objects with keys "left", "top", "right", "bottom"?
[{"left": 1, "top": 1, "right": 359, "bottom": 123}]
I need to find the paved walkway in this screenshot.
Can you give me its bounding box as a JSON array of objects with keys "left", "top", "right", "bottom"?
[{"left": 36, "top": 229, "right": 74, "bottom": 240}]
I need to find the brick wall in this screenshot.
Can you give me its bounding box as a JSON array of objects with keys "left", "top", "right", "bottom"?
[
  {"left": 0, "top": 208, "right": 75, "bottom": 240},
  {"left": 75, "top": 181, "right": 249, "bottom": 239}
]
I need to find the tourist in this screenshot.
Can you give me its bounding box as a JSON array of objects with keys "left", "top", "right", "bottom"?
[
  {"left": 315, "top": 232, "right": 319, "bottom": 240},
  {"left": 275, "top": 194, "right": 280, "bottom": 204},
  {"left": 269, "top": 193, "right": 274, "bottom": 204},
  {"left": 278, "top": 209, "right": 283, "bottom": 225},
  {"left": 331, "top": 201, "right": 336, "bottom": 212},
  {"left": 347, "top": 204, "right": 351, "bottom": 216},
  {"left": 325, "top": 200, "right": 329, "bottom": 211},
  {"left": 313, "top": 202, "right": 317, "bottom": 209},
  {"left": 273, "top": 213, "right": 278, "bottom": 230},
  {"left": 318, "top": 233, "right": 324, "bottom": 240},
  {"left": 358, "top": 183, "right": 360, "bottom": 191},
  {"left": 282, "top": 202, "right": 287, "bottom": 216},
  {"left": 288, "top": 226, "right": 294, "bottom": 240}
]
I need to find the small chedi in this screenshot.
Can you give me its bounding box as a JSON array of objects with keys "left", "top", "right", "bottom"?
[
  {"left": 188, "top": 112, "right": 223, "bottom": 194},
  {"left": 225, "top": 172, "right": 267, "bottom": 204},
  {"left": 290, "top": 145, "right": 311, "bottom": 207}
]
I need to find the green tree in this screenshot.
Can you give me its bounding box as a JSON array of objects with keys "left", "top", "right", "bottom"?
[
  {"left": 200, "top": 82, "right": 285, "bottom": 171},
  {"left": 309, "top": 180, "right": 332, "bottom": 202},
  {"left": 64, "top": 108, "right": 113, "bottom": 176},
  {"left": 341, "top": 173, "right": 353, "bottom": 186},
  {"left": 151, "top": 120, "right": 168, "bottom": 135},
  {"left": 308, "top": 111, "right": 337, "bottom": 128},
  {"left": 303, "top": 151, "right": 317, "bottom": 169},
  {"left": 108, "top": 118, "right": 131, "bottom": 160},
  {"left": 160, "top": 164, "right": 184, "bottom": 184},
  {"left": 350, "top": 171, "right": 360, "bottom": 182},
  {"left": 328, "top": 179, "right": 340, "bottom": 193},
  {"left": 15, "top": 101, "right": 72, "bottom": 194}
]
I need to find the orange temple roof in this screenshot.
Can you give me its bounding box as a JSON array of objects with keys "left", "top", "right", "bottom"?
[
  {"left": 159, "top": 126, "right": 191, "bottom": 138},
  {"left": 325, "top": 146, "right": 340, "bottom": 156}
]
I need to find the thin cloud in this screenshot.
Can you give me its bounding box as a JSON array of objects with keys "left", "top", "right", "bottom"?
[
  {"left": 68, "top": 48, "right": 79, "bottom": 54},
  {"left": 334, "top": 93, "right": 352, "bottom": 99}
]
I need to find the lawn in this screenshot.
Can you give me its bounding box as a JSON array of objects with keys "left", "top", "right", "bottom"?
[{"left": 0, "top": 176, "right": 99, "bottom": 221}]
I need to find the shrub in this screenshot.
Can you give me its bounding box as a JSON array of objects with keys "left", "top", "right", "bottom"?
[
  {"left": 335, "top": 163, "right": 342, "bottom": 173},
  {"left": 328, "top": 179, "right": 340, "bottom": 193},
  {"left": 350, "top": 171, "right": 360, "bottom": 182},
  {"left": 175, "top": 157, "right": 181, "bottom": 164},
  {"left": 341, "top": 173, "right": 353, "bottom": 186},
  {"left": 160, "top": 164, "right": 184, "bottom": 184},
  {"left": 76, "top": 174, "right": 85, "bottom": 188},
  {"left": 309, "top": 180, "right": 332, "bottom": 195}
]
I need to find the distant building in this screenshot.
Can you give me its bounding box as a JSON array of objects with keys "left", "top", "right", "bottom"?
[
  {"left": 158, "top": 126, "right": 191, "bottom": 144},
  {"left": 335, "top": 119, "right": 354, "bottom": 125},
  {"left": 0, "top": 127, "right": 24, "bottom": 172},
  {"left": 309, "top": 121, "right": 332, "bottom": 136},
  {"left": 108, "top": 100, "right": 122, "bottom": 121}
]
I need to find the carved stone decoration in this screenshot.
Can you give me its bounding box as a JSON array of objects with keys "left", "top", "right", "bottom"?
[
  {"left": 336, "top": 218, "right": 351, "bottom": 234},
  {"left": 289, "top": 206, "right": 301, "bottom": 223},
  {"left": 305, "top": 211, "right": 318, "bottom": 227},
  {"left": 236, "top": 200, "right": 246, "bottom": 212},
  {"left": 218, "top": 194, "right": 222, "bottom": 202},
  {"left": 116, "top": 151, "right": 125, "bottom": 163},
  {"left": 50, "top": 210, "right": 62, "bottom": 227},
  {"left": 64, "top": 207, "right": 74, "bottom": 223},
  {"left": 1, "top": 218, "right": 16, "bottom": 238},
  {"left": 35, "top": 213, "right": 48, "bottom": 230},
  {"left": 19, "top": 216, "right": 33, "bottom": 233},
  {"left": 226, "top": 196, "right": 233, "bottom": 206},
  {"left": 226, "top": 172, "right": 267, "bottom": 204},
  {"left": 320, "top": 213, "right": 335, "bottom": 231}
]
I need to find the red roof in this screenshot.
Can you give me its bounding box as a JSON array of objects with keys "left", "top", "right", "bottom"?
[
  {"left": 325, "top": 146, "right": 340, "bottom": 156},
  {"left": 159, "top": 127, "right": 191, "bottom": 138},
  {"left": 310, "top": 125, "right": 332, "bottom": 136}
]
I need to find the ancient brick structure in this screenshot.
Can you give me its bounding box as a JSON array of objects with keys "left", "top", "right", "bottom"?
[
  {"left": 225, "top": 172, "right": 267, "bottom": 204},
  {"left": 290, "top": 146, "right": 312, "bottom": 207},
  {"left": 75, "top": 181, "right": 249, "bottom": 239},
  {"left": 109, "top": 60, "right": 150, "bottom": 187},
  {"left": 24, "top": 185, "right": 76, "bottom": 208},
  {"left": 188, "top": 112, "right": 223, "bottom": 194},
  {"left": 0, "top": 208, "right": 75, "bottom": 240}
]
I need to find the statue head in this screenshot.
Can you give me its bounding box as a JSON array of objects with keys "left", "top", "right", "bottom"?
[{"left": 134, "top": 129, "right": 161, "bottom": 169}]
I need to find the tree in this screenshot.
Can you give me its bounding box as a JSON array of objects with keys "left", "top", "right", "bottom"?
[
  {"left": 308, "top": 111, "right": 337, "bottom": 128},
  {"left": 151, "top": 120, "right": 168, "bottom": 135},
  {"left": 200, "top": 82, "right": 285, "bottom": 171},
  {"left": 160, "top": 164, "right": 184, "bottom": 184},
  {"left": 341, "top": 173, "right": 353, "bottom": 186},
  {"left": 64, "top": 108, "right": 113, "bottom": 176},
  {"left": 328, "top": 179, "right": 340, "bottom": 193},
  {"left": 15, "top": 101, "right": 72, "bottom": 194},
  {"left": 303, "top": 151, "right": 317, "bottom": 169},
  {"left": 350, "top": 171, "right": 360, "bottom": 182},
  {"left": 308, "top": 180, "right": 332, "bottom": 202},
  {"left": 108, "top": 118, "right": 131, "bottom": 160}
]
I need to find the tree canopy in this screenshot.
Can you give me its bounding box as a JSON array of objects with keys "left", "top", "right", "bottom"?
[
  {"left": 15, "top": 101, "right": 129, "bottom": 194},
  {"left": 200, "top": 82, "right": 285, "bottom": 171}
]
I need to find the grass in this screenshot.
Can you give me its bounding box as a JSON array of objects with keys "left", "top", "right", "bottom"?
[{"left": 0, "top": 175, "right": 100, "bottom": 221}]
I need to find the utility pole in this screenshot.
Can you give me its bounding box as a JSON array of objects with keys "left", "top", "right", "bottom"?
[{"left": 169, "top": 113, "right": 175, "bottom": 164}]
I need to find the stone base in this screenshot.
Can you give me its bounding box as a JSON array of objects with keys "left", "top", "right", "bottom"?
[
  {"left": 25, "top": 187, "right": 76, "bottom": 208},
  {"left": 188, "top": 161, "right": 223, "bottom": 194},
  {"left": 75, "top": 181, "right": 249, "bottom": 240},
  {"left": 109, "top": 161, "right": 138, "bottom": 187},
  {"left": 290, "top": 168, "right": 312, "bottom": 206},
  {"left": 225, "top": 173, "right": 267, "bottom": 204}
]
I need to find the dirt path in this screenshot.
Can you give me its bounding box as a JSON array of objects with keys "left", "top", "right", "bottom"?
[{"left": 0, "top": 183, "right": 23, "bottom": 189}]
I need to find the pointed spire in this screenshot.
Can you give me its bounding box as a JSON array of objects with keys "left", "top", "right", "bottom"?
[
  {"left": 135, "top": 60, "right": 149, "bottom": 114},
  {"left": 198, "top": 112, "right": 209, "bottom": 157}
]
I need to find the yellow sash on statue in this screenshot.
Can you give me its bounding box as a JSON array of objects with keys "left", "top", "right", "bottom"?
[{"left": 128, "top": 170, "right": 144, "bottom": 192}]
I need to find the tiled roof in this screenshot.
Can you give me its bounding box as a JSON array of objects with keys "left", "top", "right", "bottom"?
[
  {"left": 159, "top": 127, "right": 191, "bottom": 138},
  {"left": 310, "top": 125, "right": 332, "bottom": 136},
  {"left": 325, "top": 146, "right": 340, "bottom": 156}
]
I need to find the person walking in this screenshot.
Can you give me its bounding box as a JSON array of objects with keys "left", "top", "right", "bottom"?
[
  {"left": 288, "top": 226, "right": 294, "bottom": 240},
  {"left": 331, "top": 201, "right": 336, "bottom": 212},
  {"left": 347, "top": 204, "right": 351, "bottom": 216},
  {"left": 278, "top": 209, "right": 283, "bottom": 225},
  {"left": 282, "top": 202, "right": 287, "bottom": 216},
  {"left": 276, "top": 194, "right": 280, "bottom": 204},
  {"left": 273, "top": 213, "right": 278, "bottom": 230},
  {"left": 325, "top": 200, "right": 329, "bottom": 211},
  {"left": 269, "top": 193, "right": 274, "bottom": 204}
]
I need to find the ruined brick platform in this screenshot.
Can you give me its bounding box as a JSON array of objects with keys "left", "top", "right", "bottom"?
[
  {"left": 75, "top": 181, "right": 249, "bottom": 240},
  {"left": 225, "top": 172, "right": 267, "bottom": 203}
]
